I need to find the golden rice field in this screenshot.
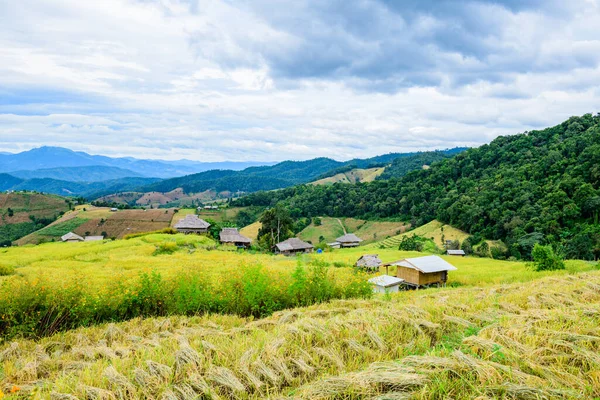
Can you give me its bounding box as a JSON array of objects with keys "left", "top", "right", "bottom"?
[
  {"left": 1, "top": 234, "right": 599, "bottom": 399},
  {"left": 0, "top": 233, "right": 596, "bottom": 289},
  {"left": 1, "top": 269, "right": 600, "bottom": 399}
]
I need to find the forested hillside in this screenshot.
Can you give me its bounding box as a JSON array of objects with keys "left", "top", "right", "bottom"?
[
  {"left": 140, "top": 149, "right": 465, "bottom": 195},
  {"left": 235, "top": 114, "right": 600, "bottom": 260}
]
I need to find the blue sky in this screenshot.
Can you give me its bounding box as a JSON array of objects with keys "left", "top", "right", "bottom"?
[{"left": 0, "top": 0, "right": 599, "bottom": 161}]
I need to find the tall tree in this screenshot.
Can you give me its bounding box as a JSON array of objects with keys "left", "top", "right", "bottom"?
[{"left": 257, "top": 205, "right": 294, "bottom": 249}]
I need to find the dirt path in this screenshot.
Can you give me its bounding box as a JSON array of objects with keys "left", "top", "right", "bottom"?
[{"left": 336, "top": 218, "right": 347, "bottom": 234}]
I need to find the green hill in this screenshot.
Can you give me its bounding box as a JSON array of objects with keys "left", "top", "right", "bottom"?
[
  {"left": 0, "top": 192, "right": 72, "bottom": 243},
  {"left": 235, "top": 113, "right": 600, "bottom": 261}
]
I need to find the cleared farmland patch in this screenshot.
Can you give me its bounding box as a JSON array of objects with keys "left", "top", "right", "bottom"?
[
  {"left": 298, "top": 217, "right": 408, "bottom": 245},
  {"left": 381, "top": 220, "right": 469, "bottom": 249}
]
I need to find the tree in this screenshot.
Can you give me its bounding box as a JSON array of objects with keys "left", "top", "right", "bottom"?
[
  {"left": 531, "top": 244, "right": 565, "bottom": 271},
  {"left": 257, "top": 206, "right": 294, "bottom": 249},
  {"left": 6, "top": 208, "right": 13, "bottom": 217}
]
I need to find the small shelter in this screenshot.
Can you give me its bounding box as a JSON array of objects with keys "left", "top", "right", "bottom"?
[
  {"left": 368, "top": 275, "right": 404, "bottom": 294},
  {"left": 61, "top": 232, "right": 84, "bottom": 243},
  {"left": 85, "top": 236, "right": 104, "bottom": 242},
  {"left": 219, "top": 228, "right": 252, "bottom": 248},
  {"left": 110, "top": 208, "right": 118, "bottom": 212},
  {"left": 386, "top": 255, "right": 457, "bottom": 288},
  {"left": 174, "top": 215, "right": 211, "bottom": 234},
  {"left": 355, "top": 254, "right": 382, "bottom": 272},
  {"left": 447, "top": 249, "right": 465, "bottom": 256},
  {"left": 275, "top": 238, "right": 314, "bottom": 256},
  {"left": 335, "top": 233, "right": 363, "bottom": 248}
]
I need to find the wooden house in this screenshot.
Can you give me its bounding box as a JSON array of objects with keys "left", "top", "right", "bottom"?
[
  {"left": 219, "top": 228, "right": 251, "bottom": 248},
  {"left": 275, "top": 238, "right": 314, "bottom": 256},
  {"left": 335, "top": 233, "right": 363, "bottom": 248},
  {"left": 447, "top": 249, "right": 465, "bottom": 256},
  {"left": 386, "top": 255, "right": 457, "bottom": 288},
  {"left": 84, "top": 235, "right": 104, "bottom": 242},
  {"left": 174, "top": 215, "right": 211, "bottom": 234},
  {"left": 61, "top": 232, "right": 84, "bottom": 243},
  {"left": 368, "top": 275, "right": 404, "bottom": 294},
  {"left": 355, "top": 254, "right": 382, "bottom": 272}
]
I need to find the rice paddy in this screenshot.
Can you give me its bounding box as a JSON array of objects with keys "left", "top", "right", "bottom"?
[
  {"left": 1, "top": 269, "right": 599, "bottom": 399},
  {"left": 1, "top": 230, "right": 599, "bottom": 398}
]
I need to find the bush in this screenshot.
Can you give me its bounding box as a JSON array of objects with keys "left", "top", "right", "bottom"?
[
  {"left": 0, "top": 265, "right": 15, "bottom": 276},
  {"left": 153, "top": 242, "right": 178, "bottom": 255},
  {"left": 531, "top": 244, "right": 565, "bottom": 271}
]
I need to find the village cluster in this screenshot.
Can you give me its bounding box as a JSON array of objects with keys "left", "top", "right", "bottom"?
[{"left": 61, "top": 212, "right": 460, "bottom": 293}]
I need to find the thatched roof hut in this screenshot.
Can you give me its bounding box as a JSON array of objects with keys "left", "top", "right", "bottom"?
[
  {"left": 336, "top": 233, "right": 363, "bottom": 248},
  {"left": 219, "top": 228, "right": 251, "bottom": 247},
  {"left": 174, "top": 215, "right": 211, "bottom": 234},
  {"left": 275, "top": 238, "right": 314, "bottom": 255},
  {"left": 355, "top": 254, "right": 382, "bottom": 271}
]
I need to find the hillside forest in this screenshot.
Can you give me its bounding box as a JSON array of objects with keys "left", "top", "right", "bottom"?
[{"left": 235, "top": 114, "right": 600, "bottom": 261}]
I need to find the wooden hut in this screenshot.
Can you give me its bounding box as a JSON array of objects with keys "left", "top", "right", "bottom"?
[
  {"left": 335, "top": 233, "right": 363, "bottom": 248},
  {"left": 447, "top": 249, "right": 465, "bottom": 256},
  {"left": 174, "top": 215, "right": 211, "bottom": 234},
  {"left": 355, "top": 254, "right": 382, "bottom": 272},
  {"left": 386, "top": 255, "right": 457, "bottom": 288},
  {"left": 368, "top": 275, "right": 404, "bottom": 294},
  {"left": 219, "top": 228, "right": 252, "bottom": 248},
  {"left": 61, "top": 232, "right": 84, "bottom": 243},
  {"left": 275, "top": 238, "right": 314, "bottom": 256}
]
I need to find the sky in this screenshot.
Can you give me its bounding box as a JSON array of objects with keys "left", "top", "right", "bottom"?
[{"left": 0, "top": 0, "right": 599, "bottom": 162}]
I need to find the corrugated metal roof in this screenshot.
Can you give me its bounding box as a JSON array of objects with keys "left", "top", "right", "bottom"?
[
  {"left": 84, "top": 236, "right": 104, "bottom": 241},
  {"left": 61, "top": 232, "right": 84, "bottom": 242},
  {"left": 368, "top": 275, "right": 404, "bottom": 287},
  {"left": 390, "top": 255, "right": 457, "bottom": 273},
  {"left": 447, "top": 249, "right": 465, "bottom": 255}
]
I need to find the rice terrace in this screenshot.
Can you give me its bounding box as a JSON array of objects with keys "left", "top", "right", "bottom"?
[{"left": 2, "top": 1, "right": 600, "bottom": 399}]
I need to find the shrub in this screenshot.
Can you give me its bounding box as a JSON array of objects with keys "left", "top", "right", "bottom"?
[
  {"left": 531, "top": 244, "right": 565, "bottom": 271},
  {"left": 0, "top": 265, "right": 15, "bottom": 276},
  {"left": 153, "top": 242, "right": 178, "bottom": 255}
]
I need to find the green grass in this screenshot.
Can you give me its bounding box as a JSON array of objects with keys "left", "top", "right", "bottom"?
[{"left": 35, "top": 217, "right": 89, "bottom": 237}]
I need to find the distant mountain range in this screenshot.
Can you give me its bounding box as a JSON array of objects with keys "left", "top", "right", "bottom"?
[
  {"left": 0, "top": 147, "right": 273, "bottom": 179},
  {"left": 0, "top": 146, "right": 468, "bottom": 201}
]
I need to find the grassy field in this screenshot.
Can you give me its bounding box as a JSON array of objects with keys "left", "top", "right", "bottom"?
[
  {"left": 298, "top": 217, "right": 407, "bottom": 245},
  {"left": 1, "top": 258, "right": 599, "bottom": 398},
  {"left": 240, "top": 221, "right": 262, "bottom": 240},
  {"left": 311, "top": 167, "right": 385, "bottom": 185},
  {"left": 381, "top": 220, "right": 469, "bottom": 249}
]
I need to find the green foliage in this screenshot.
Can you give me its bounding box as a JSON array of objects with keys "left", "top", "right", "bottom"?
[
  {"left": 314, "top": 217, "right": 322, "bottom": 226},
  {"left": 257, "top": 205, "right": 294, "bottom": 249},
  {"left": 37, "top": 217, "right": 89, "bottom": 237},
  {"left": 531, "top": 244, "right": 565, "bottom": 271},
  {"left": 236, "top": 114, "right": 600, "bottom": 260},
  {"left": 0, "top": 265, "right": 15, "bottom": 276},
  {"left": 0, "top": 264, "right": 371, "bottom": 339},
  {"left": 153, "top": 242, "right": 178, "bottom": 255}
]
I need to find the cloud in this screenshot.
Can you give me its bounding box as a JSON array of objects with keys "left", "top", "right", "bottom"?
[{"left": 0, "top": 0, "right": 598, "bottom": 161}]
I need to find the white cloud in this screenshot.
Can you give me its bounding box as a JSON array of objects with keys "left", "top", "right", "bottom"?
[{"left": 0, "top": 0, "right": 599, "bottom": 161}]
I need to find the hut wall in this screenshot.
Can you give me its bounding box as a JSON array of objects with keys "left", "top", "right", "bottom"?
[
  {"left": 396, "top": 267, "right": 420, "bottom": 286},
  {"left": 418, "top": 271, "right": 445, "bottom": 286}
]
